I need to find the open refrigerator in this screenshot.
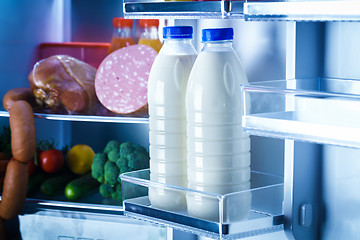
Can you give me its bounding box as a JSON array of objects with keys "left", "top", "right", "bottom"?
[{"left": 1, "top": 0, "right": 360, "bottom": 239}]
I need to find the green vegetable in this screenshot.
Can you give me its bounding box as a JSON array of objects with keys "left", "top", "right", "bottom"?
[
  {"left": 119, "top": 142, "right": 133, "bottom": 156},
  {"left": 99, "top": 182, "right": 113, "bottom": 198},
  {"left": 103, "top": 140, "right": 120, "bottom": 154},
  {"left": 65, "top": 173, "right": 99, "bottom": 201},
  {"left": 40, "top": 173, "right": 76, "bottom": 196},
  {"left": 91, "top": 141, "right": 150, "bottom": 202},
  {"left": 91, "top": 153, "right": 107, "bottom": 182},
  {"left": 117, "top": 142, "right": 150, "bottom": 172},
  {"left": 104, "top": 161, "right": 119, "bottom": 186},
  {"left": 99, "top": 182, "right": 122, "bottom": 201},
  {"left": 107, "top": 149, "right": 119, "bottom": 162},
  {"left": 111, "top": 183, "right": 122, "bottom": 202},
  {"left": 27, "top": 173, "right": 48, "bottom": 196}
]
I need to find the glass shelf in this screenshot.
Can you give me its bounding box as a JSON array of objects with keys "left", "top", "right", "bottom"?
[
  {"left": 123, "top": 0, "right": 245, "bottom": 19},
  {"left": 23, "top": 197, "right": 124, "bottom": 216},
  {"left": 0, "top": 110, "right": 148, "bottom": 124},
  {"left": 123, "top": 0, "right": 360, "bottom": 21},
  {"left": 244, "top": 0, "right": 360, "bottom": 22},
  {"left": 241, "top": 78, "right": 360, "bottom": 148},
  {"left": 120, "top": 169, "right": 284, "bottom": 240}
]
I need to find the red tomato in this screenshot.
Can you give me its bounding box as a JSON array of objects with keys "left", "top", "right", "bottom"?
[
  {"left": 39, "top": 149, "right": 64, "bottom": 173},
  {"left": 28, "top": 158, "right": 37, "bottom": 176}
]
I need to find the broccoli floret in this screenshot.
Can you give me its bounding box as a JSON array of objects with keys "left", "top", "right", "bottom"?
[
  {"left": 126, "top": 151, "right": 149, "bottom": 171},
  {"left": 95, "top": 140, "right": 150, "bottom": 202},
  {"left": 108, "top": 149, "right": 119, "bottom": 162},
  {"left": 116, "top": 156, "right": 128, "bottom": 174},
  {"left": 132, "top": 143, "right": 147, "bottom": 154},
  {"left": 99, "top": 182, "right": 114, "bottom": 198},
  {"left": 91, "top": 153, "right": 107, "bottom": 183},
  {"left": 119, "top": 142, "right": 133, "bottom": 156},
  {"left": 104, "top": 161, "right": 119, "bottom": 186},
  {"left": 111, "top": 183, "right": 122, "bottom": 202},
  {"left": 104, "top": 140, "right": 120, "bottom": 154},
  {"left": 118, "top": 142, "right": 150, "bottom": 173}
]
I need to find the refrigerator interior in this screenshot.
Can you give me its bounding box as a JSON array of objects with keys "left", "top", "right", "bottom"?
[{"left": 1, "top": 0, "right": 360, "bottom": 239}]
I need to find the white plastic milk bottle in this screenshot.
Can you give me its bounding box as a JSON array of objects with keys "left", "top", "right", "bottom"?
[
  {"left": 186, "top": 28, "right": 251, "bottom": 222},
  {"left": 148, "top": 26, "right": 197, "bottom": 211}
]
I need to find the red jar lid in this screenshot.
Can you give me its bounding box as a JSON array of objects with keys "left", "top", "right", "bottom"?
[
  {"left": 113, "top": 17, "right": 133, "bottom": 28},
  {"left": 139, "top": 19, "right": 159, "bottom": 28}
]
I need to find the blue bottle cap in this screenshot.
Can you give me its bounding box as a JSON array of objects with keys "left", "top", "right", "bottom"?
[
  {"left": 202, "top": 28, "right": 234, "bottom": 42},
  {"left": 163, "top": 26, "right": 193, "bottom": 39}
]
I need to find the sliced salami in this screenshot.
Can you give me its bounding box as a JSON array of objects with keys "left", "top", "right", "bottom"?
[{"left": 95, "top": 44, "right": 157, "bottom": 116}]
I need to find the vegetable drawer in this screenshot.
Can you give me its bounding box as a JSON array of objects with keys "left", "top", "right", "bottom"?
[
  {"left": 241, "top": 78, "right": 360, "bottom": 148},
  {"left": 120, "top": 169, "right": 284, "bottom": 240}
]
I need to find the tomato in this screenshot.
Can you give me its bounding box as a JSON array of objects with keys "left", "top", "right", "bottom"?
[
  {"left": 28, "top": 148, "right": 41, "bottom": 176},
  {"left": 39, "top": 149, "right": 64, "bottom": 173},
  {"left": 28, "top": 158, "right": 37, "bottom": 176}
]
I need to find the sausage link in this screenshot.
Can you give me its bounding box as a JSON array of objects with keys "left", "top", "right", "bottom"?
[
  {"left": 2, "top": 88, "right": 35, "bottom": 112},
  {"left": 9, "top": 101, "right": 36, "bottom": 163},
  {"left": 0, "top": 159, "right": 28, "bottom": 220}
]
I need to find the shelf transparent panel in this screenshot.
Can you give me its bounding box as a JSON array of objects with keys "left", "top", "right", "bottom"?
[
  {"left": 123, "top": 0, "right": 360, "bottom": 21},
  {"left": 0, "top": 110, "right": 148, "bottom": 124},
  {"left": 123, "top": 0, "right": 245, "bottom": 19},
  {"left": 120, "top": 169, "right": 284, "bottom": 240},
  {"left": 241, "top": 78, "right": 360, "bottom": 148},
  {"left": 245, "top": 1, "right": 360, "bottom": 22}
]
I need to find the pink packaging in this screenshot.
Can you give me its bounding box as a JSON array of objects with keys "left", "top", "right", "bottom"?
[{"left": 39, "top": 42, "right": 110, "bottom": 69}]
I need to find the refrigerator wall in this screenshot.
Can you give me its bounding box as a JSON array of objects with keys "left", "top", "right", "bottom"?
[
  {"left": 321, "top": 22, "right": 360, "bottom": 240},
  {"left": 3, "top": 0, "right": 360, "bottom": 239}
]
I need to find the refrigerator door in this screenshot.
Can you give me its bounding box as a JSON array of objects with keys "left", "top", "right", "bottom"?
[{"left": 321, "top": 22, "right": 360, "bottom": 240}]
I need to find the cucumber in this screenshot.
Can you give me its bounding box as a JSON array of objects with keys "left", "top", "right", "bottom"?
[
  {"left": 40, "top": 173, "right": 76, "bottom": 196},
  {"left": 65, "top": 173, "right": 99, "bottom": 201},
  {"left": 28, "top": 173, "right": 48, "bottom": 196}
]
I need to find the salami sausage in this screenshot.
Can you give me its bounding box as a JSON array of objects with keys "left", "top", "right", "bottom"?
[
  {"left": 95, "top": 44, "right": 157, "bottom": 116},
  {"left": 9, "top": 101, "right": 36, "bottom": 163},
  {"left": 2, "top": 88, "right": 35, "bottom": 111},
  {"left": 0, "top": 159, "right": 28, "bottom": 220}
]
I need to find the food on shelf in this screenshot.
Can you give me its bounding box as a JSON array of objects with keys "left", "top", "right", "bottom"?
[
  {"left": 2, "top": 88, "right": 37, "bottom": 112},
  {"left": 39, "top": 149, "right": 64, "bottom": 174},
  {"left": 40, "top": 172, "right": 76, "bottom": 196},
  {"left": 91, "top": 153, "right": 107, "bottom": 183},
  {"left": 28, "top": 55, "right": 110, "bottom": 115},
  {"left": 27, "top": 173, "right": 48, "bottom": 196},
  {"left": 91, "top": 140, "right": 150, "bottom": 202},
  {"left": 9, "top": 101, "right": 36, "bottom": 163},
  {"left": 108, "top": 17, "right": 135, "bottom": 54},
  {"left": 0, "top": 159, "right": 29, "bottom": 220},
  {"left": 27, "top": 157, "right": 37, "bottom": 176},
  {"left": 147, "top": 26, "right": 197, "bottom": 211},
  {"left": 95, "top": 44, "right": 157, "bottom": 116},
  {"left": 0, "top": 160, "right": 9, "bottom": 189},
  {"left": 66, "top": 144, "right": 95, "bottom": 175},
  {"left": 186, "top": 28, "right": 251, "bottom": 221},
  {"left": 137, "top": 19, "right": 163, "bottom": 53},
  {"left": 0, "top": 101, "right": 35, "bottom": 236},
  {"left": 64, "top": 173, "right": 99, "bottom": 201}
]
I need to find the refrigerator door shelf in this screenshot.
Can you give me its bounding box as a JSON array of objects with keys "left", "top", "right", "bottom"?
[
  {"left": 123, "top": 0, "right": 360, "bottom": 22},
  {"left": 120, "top": 169, "right": 284, "bottom": 240},
  {"left": 123, "top": 1, "right": 245, "bottom": 19},
  {"left": 0, "top": 110, "right": 149, "bottom": 124},
  {"left": 241, "top": 77, "right": 360, "bottom": 148}
]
